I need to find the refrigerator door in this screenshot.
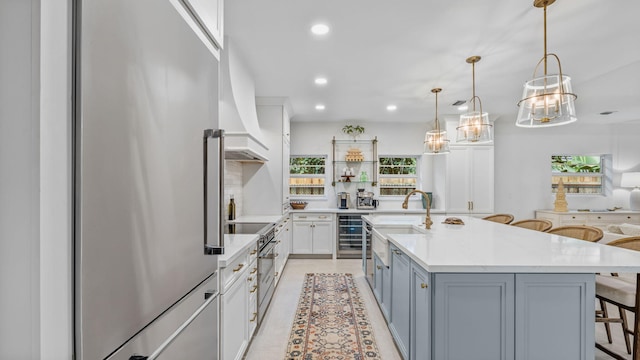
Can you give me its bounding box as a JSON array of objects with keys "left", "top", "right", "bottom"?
[
  {"left": 75, "top": 0, "right": 221, "bottom": 359},
  {"left": 107, "top": 273, "right": 219, "bottom": 360}
]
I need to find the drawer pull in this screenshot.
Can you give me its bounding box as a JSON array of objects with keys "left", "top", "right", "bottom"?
[
  {"left": 597, "top": 216, "right": 602, "bottom": 219},
  {"left": 376, "top": 265, "right": 382, "bottom": 270},
  {"left": 572, "top": 216, "right": 576, "bottom": 219},
  {"left": 250, "top": 249, "right": 257, "bottom": 255},
  {"left": 393, "top": 250, "right": 402, "bottom": 255},
  {"left": 275, "top": 272, "right": 279, "bottom": 277},
  {"left": 233, "top": 263, "right": 244, "bottom": 272},
  {"left": 421, "top": 283, "right": 428, "bottom": 289},
  {"left": 250, "top": 312, "right": 258, "bottom": 322},
  {"left": 250, "top": 267, "right": 257, "bottom": 274},
  {"left": 298, "top": 216, "right": 308, "bottom": 219},
  {"left": 250, "top": 285, "right": 258, "bottom": 293},
  {"left": 247, "top": 276, "right": 253, "bottom": 282},
  {"left": 319, "top": 215, "right": 328, "bottom": 219}
]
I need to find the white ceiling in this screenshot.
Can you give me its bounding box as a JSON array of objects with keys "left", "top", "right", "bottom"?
[{"left": 225, "top": 0, "right": 640, "bottom": 126}]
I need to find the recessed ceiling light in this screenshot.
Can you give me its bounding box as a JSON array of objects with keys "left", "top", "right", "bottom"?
[
  {"left": 311, "top": 23, "right": 330, "bottom": 35},
  {"left": 315, "top": 104, "right": 326, "bottom": 111},
  {"left": 386, "top": 105, "right": 397, "bottom": 111},
  {"left": 314, "top": 77, "right": 328, "bottom": 85}
]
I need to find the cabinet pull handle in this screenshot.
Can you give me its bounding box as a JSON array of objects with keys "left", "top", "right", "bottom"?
[
  {"left": 233, "top": 263, "right": 244, "bottom": 272},
  {"left": 421, "top": 283, "right": 428, "bottom": 289},
  {"left": 275, "top": 272, "right": 279, "bottom": 277},
  {"left": 250, "top": 267, "right": 257, "bottom": 274},
  {"left": 247, "top": 277, "right": 253, "bottom": 282},
  {"left": 572, "top": 216, "right": 576, "bottom": 219},
  {"left": 250, "top": 249, "right": 257, "bottom": 255},
  {"left": 598, "top": 216, "right": 602, "bottom": 219},
  {"left": 393, "top": 250, "right": 402, "bottom": 255},
  {"left": 275, "top": 253, "right": 279, "bottom": 258},
  {"left": 250, "top": 312, "right": 258, "bottom": 322},
  {"left": 319, "top": 215, "right": 328, "bottom": 219},
  {"left": 298, "top": 216, "right": 308, "bottom": 219},
  {"left": 470, "top": 201, "right": 474, "bottom": 211},
  {"left": 250, "top": 286, "right": 258, "bottom": 293},
  {"left": 376, "top": 265, "right": 382, "bottom": 270}
]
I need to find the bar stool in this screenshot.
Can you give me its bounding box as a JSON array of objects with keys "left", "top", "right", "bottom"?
[
  {"left": 545, "top": 225, "right": 603, "bottom": 242},
  {"left": 511, "top": 219, "right": 553, "bottom": 232},
  {"left": 481, "top": 214, "right": 514, "bottom": 224},
  {"left": 595, "top": 236, "right": 640, "bottom": 359}
]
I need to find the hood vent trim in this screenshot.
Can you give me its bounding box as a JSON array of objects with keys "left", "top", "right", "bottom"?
[{"left": 224, "top": 132, "right": 269, "bottom": 162}]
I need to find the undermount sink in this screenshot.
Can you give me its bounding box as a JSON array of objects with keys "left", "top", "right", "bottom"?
[{"left": 372, "top": 225, "right": 426, "bottom": 267}]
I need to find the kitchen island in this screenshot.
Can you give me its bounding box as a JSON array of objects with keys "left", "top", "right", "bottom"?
[{"left": 363, "top": 214, "right": 640, "bottom": 360}]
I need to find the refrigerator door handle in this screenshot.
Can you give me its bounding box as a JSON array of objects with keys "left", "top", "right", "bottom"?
[
  {"left": 128, "top": 290, "right": 220, "bottom": 360},
  {"left": 204, "top": 129, "right": 225, "bottom": 255}
]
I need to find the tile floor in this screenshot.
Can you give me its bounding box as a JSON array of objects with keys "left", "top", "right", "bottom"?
[{"left": 244, "top": 258, "right": 633, "bottom": 360}]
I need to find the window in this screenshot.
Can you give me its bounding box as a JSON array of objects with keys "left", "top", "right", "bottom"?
[
  {"left": 378, "top": 156, "right": 419, "bottom": 196},
  {"left": 290, "top": 156, "right": 326, "bottom": 197},
  {"left": 551, "top": 155, "right": 609, "bottom": 195}
]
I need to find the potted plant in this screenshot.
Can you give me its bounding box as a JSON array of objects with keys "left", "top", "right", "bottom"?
[{"left": 342, "top": 125, "right": 365, "bottom": 140}]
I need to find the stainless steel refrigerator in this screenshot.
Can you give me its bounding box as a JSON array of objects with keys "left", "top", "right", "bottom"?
[{"left": 74, "top": 0, "right": 224, "bottom": 358}]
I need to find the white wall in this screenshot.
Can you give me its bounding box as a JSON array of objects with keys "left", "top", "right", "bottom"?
[
  {"left": 494, "top": 120, "right": 640, "bottom": 220},
  {"left": 290, "top": 121, "right": 444, "bottom": 211},
  {"left": 291, "top": 119, "right": 640, "bottom": 220}
]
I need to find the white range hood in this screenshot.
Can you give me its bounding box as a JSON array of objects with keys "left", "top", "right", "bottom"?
[{"left": 220, "top": 37, "right": 269, "bottom": 162}]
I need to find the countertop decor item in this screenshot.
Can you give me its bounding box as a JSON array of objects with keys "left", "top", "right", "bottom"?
[
  {"left": 290, "top": 201, "right": 308, "bottom": 210},
  {"left": 516, "top": 0, "right": 577, "bottom": 128},
  {"left": 341, "top": 124, "right": 365, "bottom": 140},
  {"left": 424, "top": 88, "right": 450, "bottom": 155},
  {"left": 554, "top": 178, "right": 568, "bottom": 212},
  {"left": 457, "top": 56, "right": 493, "bottom": 143},
  {"left": 621, "top": 172, "right": 640, "bottom": 211}
]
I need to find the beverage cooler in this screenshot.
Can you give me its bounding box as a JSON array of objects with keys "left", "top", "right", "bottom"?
[{"left": 337, "top": 214, "right": 370, "bottom": 258}]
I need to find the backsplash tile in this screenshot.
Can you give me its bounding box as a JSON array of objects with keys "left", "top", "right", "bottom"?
[{"left": 224, "top": 160, "right": 243, "bottom": 219}]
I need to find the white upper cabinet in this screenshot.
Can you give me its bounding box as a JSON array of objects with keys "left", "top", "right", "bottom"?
[
  {"left": 173, "top": 0, "right": 223, "bottom": 58},
  {"left": 446, "top": 146, "right": 494, "bottom": 215}
]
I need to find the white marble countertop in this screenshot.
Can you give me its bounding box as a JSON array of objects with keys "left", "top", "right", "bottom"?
[
  {"left": 228, "top": 215, "right": 285, "bottom": 223},
  {"left": 219, "top": 234, "right": 259, "bottom": 267},
  {"left": 364, "top": 214, "right": 640, "bottom": 273},
  {"left": 290, "top": 208, "right": 444, "bottom": 214}
]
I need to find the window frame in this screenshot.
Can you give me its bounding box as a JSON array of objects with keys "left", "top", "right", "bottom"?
[
  {"left": 289, "top": 155, "right": 328, "bottom": 199},
  {"left": 378, "top": 155, "right": 421, "bottom": 197},
  {"left": 551, "top": 154, "right": 611, "bottom": 196}
]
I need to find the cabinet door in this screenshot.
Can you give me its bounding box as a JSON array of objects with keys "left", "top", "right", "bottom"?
[
  {"left": 182, "top": 0, "right": 223, "bottom": 49},
  {"left": 469, "top": 146, "right": 494, "bottom": 214},
  {"left": 381, "top": 261, "right": 391, "bottom": 322},
  {"left": 389, "top": 245, "right": 411, "bottom": 359},
  {"left": 515, "top": 274, "right": 594, "bottom": 360},
  {"left": 446, "top": 147, "right": 472, "bottom": 213},
  {"left": 221, "top": 275, "right": 248, "bottom": 360},
  {"left": 446, "top": 146, "right": 494, "bottom": 214},
  {"left": 433, "top": 273, "right": 514, "bottom": 360},
  {"left": 312, "top": 221, "right": 333, "bottom": 254},
  {"left": 373, "top": 255, "right": 384, "bottom": 303},
  {"left": 411, "top": 263, "right": 430, "bottom": 360},
  {"left": 292, "top": 221, "right": 313, "bottom": 254}
]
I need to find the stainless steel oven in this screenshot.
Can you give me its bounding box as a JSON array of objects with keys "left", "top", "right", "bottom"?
[
  {"left": 225, "top": 221, "right": 276, "bottom": 325},
  {"left": 257, "top": 235, "right": 275, "bottom": 324}
]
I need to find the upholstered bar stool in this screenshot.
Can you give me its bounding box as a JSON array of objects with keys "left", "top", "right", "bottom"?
[
  {"left": 595, "top": 236, "right": 640, "bottom": 359},
  {"left": 511, "top": 219, "right": 553, "bottom": 232},
  {"left": 545, "top": 225, "right": 604, "bottom": 242},
  {"left": 481, "top": 214, "right": 514, "bottom": 224}
]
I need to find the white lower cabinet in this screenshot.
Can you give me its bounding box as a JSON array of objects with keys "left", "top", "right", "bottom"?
[
  {"left": 221, "top": 269, "right": 248, "bottom": 360},
  {"left": 291, "top": 213, "right": 334, "bottom": 255},
  {"left": 274, "top": 215, "right": 291, "bottom": 285},
  {"left": 377, "top": 244, "right": 594, "bottom": 360},
  {"left": 220, "top": 244, "right": 258, "bottom": 360}
]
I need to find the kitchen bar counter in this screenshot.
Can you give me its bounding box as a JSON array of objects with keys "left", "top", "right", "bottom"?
[
  {"left": 367, "top": 214, "right": 640, "bottom": 273},
  {"left": 363, "top": 214, "right": 640, "bottom": 359}
]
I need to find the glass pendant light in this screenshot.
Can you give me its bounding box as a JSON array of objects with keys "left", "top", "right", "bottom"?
[
  {"left": 457, "top": 56, "right": 493, "bottom": 143},
  {"left": 424, "top": 88, "right": 450, "bottom": 155},
  {"left": 516, "top": 0, "right": 577, "bottom": 128}
]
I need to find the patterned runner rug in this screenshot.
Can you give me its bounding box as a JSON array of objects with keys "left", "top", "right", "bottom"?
[{"left": 285, "top": 273, "right": 381, "bottom": 360}]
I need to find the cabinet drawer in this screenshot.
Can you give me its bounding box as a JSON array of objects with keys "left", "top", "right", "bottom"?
[
  {"left": 293, "top": 213, "right": 333, "bottom": 222},
  {"left": 221, "top": 252, "right": 249, "bottom": 292}
]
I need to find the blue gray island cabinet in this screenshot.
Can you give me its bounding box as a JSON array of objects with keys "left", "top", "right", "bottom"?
[{"left": 363, "top": 214, "right": 640, "bottom": 360}]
